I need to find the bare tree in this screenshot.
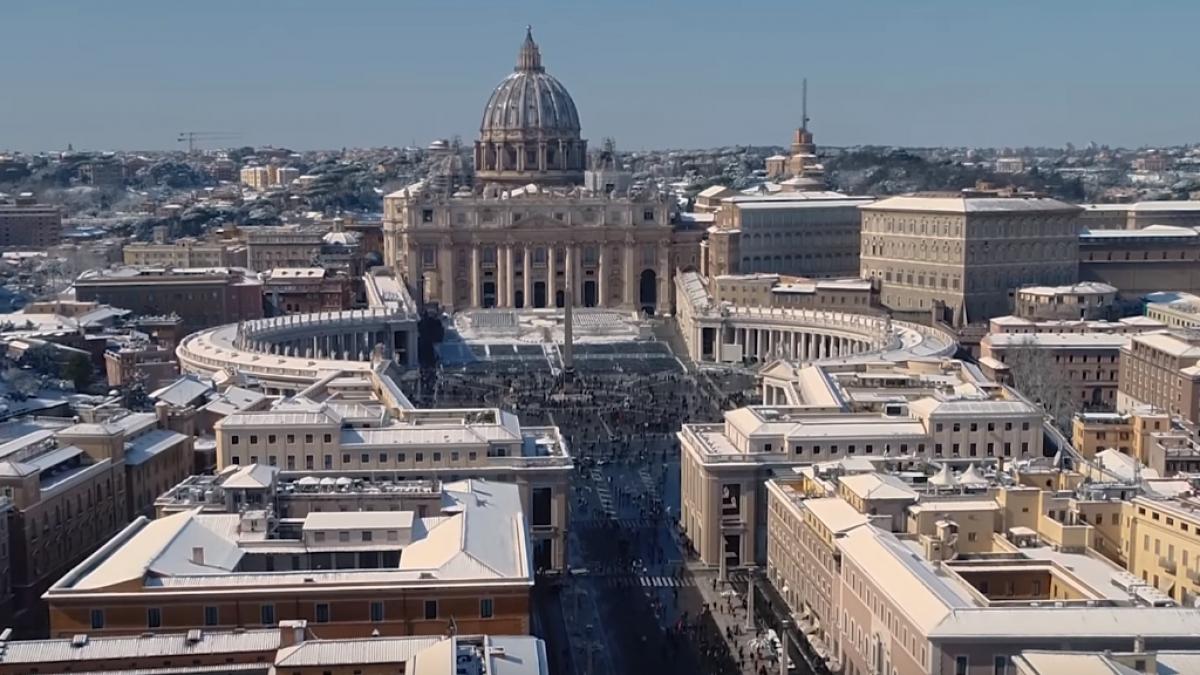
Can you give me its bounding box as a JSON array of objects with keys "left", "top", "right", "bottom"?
[{"left": 1003, "top": 337, "right": 1079, "bottom": 432}]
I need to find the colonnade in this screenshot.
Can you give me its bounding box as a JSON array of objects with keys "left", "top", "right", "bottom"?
[{"left": 724, "top": 326, "right": 869, "bottom": 363}]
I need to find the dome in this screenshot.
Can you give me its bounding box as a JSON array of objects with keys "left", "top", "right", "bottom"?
[
  {"left": 474, "top": 28, "right": 587, "bottom": 186},
  {"left": 322, "top": 230, "right": 359, "bottom": 247},
  {"left": 480, "top": 27, "right": 580, "bottom": 135}
]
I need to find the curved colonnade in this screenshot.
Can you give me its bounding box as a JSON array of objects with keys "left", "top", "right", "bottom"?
[{"left": 177, "top": 308, "right": 419, "bottom": 394}]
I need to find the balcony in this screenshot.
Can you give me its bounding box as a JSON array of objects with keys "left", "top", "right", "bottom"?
[{"left": 1160, "top": 556, "right": 1178, "bottom": 575}]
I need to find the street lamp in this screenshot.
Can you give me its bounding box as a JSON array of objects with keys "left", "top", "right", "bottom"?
[{"left": 745, "top": 564, "right": 758, "bottom": 630}]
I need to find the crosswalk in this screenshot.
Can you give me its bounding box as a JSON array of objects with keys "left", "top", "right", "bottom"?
[
  {"left": 597, "top": 574, "right": 693, "bottom": 589},
  {"left": 588, "top": 468, "right": 618, "bottom": 518},
  {"left": 577, "top": 517, "right": 655, "bottom": 530}
]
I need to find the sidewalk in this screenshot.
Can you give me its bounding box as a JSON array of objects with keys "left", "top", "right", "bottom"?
[{"left": 687, "top": 562, "right": 787, "bottom": 675}]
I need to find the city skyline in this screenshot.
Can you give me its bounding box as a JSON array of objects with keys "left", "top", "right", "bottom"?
[{"left": 1, "top": 0, "right": 1198, "bottom": 153}]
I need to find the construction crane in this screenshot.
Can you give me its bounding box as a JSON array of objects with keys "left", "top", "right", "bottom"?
[{"left": 177, "top": 131, "right": 241, "bottom": 153}]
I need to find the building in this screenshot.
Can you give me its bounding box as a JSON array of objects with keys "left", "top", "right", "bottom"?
[
  {"left": 1117, "top": 331, "right": 1200, "bottom": 424},
  {"left": 703, "top": 191, "right": 874, "bottom": 280},
  {"left": 123, "top": 239, "right": 247, "bottom": 268},
  {"left": 384, "top": 29, "right": 700, "bottom": 315},
  {"left": 1145, "top": 292, "right": 1200, "bottom": 330},
  {"left": 679, "top": 358, "right": 1043, "bottom": 568},
  {"left": 673, "top": 270, "right": 955, "bottom": 366},
  {"left": 206, "top": 369, "right": 571, "bottom": 570},
  {"left": 1012, "top": 282, "right": 1117, "bottom": 321},
  {"left": 1079, "top": 225, "right": 1200, "bottom": 298},
  {"left": 74, "top": 267, "right": 264, "bottom": 334},
  {"left": 0, "top": 624, "right": 549, "bottom": 675},
  {"left": 859, "top": 192, "right": 1080, "bottom": 325},
  {"left": 45, "top": 479, "right": 534, "bottom": 640},
  {"left": 263, "top": 268, "right": 352, "bottom": 314},
  {"left": 245, "top": 226, "right": 323, "bottom": 272},
  {"left": 1070, "top": 408, "right": 1178, "bottom": 469},
  {"left": 239, "top": 166, "right": 270, "bottom": 191},
  {"left": 104, "top": 336, "right": 179, "bottom": 391},
  {"left": 1078, "top": 201, "right": 1200, "bottom": 230},
  {"left": 763, "top": 465, "right": 1200, "bottom": 675},
  {"left": 994, "top": 156, "right": 1025, "bottom": 174},
  {"left": 1013, "top": 649, "right": 1200, "bottom": 675},
  {"left": 0, "top": 195, "right": 62, "bottom": 249},
  {"left": 710, "top": 273, "right": 877, "bottom": 312},
  {"left": 979, "top": 316, "right": 1166, "bottom": 411},
  {"left": 274, "top": 166, "right": 300, "bottom": 187},
  {"left": 0, "top": 409, "right": 191, "bottom": 629}
]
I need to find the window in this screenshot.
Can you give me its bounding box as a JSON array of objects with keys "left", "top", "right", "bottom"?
[
  {"left": 315, "top": 603, "right": 330, "bottom": 623},
  {"left": 305, "top": 455, "right": 314, "bottom": 470},
  {"left": 324, "top": 434, "right": 332, "bottom": 443},
  {"left": 261, "top": 604, "right": 276, "bottom": 626},
  {"left": 955, "top": 656, "right": 969, "bottom": 675},
  {"left": 370, "top": 601, "right": 384, "bottom": 622},
  {"left": 994, "top": 655, "right": 1008, "bottom": 675},
  {"left": 422, "top": 209, "right": 434, "bottom": 223},
  {"left": 433, "top": 452, "right": 442, "bottom": 462},
  {"left": 91, "top": 609, "right": 105, "bottom": 629},
  {"left": 249, "top": 435, "right": 258, "bottom": 444},
  {"left": 339, "top": 531, "right": 350, "bottom": 543},
  {"left": 416, "top": 452, "right": 424, "bottom": 462},
  {"left": 362, "top": 531, "right": 373, "bottom": 542},
  {"left": 148, "top": 607, "right": 162, "bottom": 628},
  {"left": 324, "top": 455, "right": 333, "bottom": 469},
  {"left": 423, "top": 600, "right": 438, "bottom": 620},
  {"left": 204, "top": 606, "right": 219, "bottom": 626},
  {"left": 287, "top": 434, "right": 295, "bottom": 444},
  {"left": 480, "top": 598, "right": 494, "bottom": 619},
  {"left": 379, "top": 452, "right": 388, "bottom": 463},
  {"left": 231, "top": 435, "right": 240, "bottom": 445},
  {"left": 315, "top": 532, "right": 326, "bottom": 543},
  {"left": 342, "top": 453, "right": 351, "bottom": 464},
  {"left": 305, "top": 434, "right": 314, "bottom": 444},
  {"left": 360, "top": 453, "right": 370, "bottom": 464}
]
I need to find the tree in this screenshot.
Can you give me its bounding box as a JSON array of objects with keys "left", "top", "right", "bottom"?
[
  {"left": 62, "top": 353, "right": 93, "bottom": 392},
  {"left": 1004, "top": 338, "right": 1079, "bottom": 432}
]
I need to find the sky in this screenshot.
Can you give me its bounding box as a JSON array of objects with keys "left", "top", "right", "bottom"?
[{"left": 0, "top": 0, "right": 1196, "bottom": 153}]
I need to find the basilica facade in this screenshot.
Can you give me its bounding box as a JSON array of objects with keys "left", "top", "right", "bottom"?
[{"left": 384, "top": 29, "right": 701, "bottom": 314}]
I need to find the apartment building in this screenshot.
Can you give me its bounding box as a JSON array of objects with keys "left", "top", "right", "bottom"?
[
  {"left": 0, "top": 195, "right": 62, "bottom": 249},
  {"left": 1078, "top": 200, "right": 1200, "bottom": 230},
  {"left": 122, "top": 238, "right": 248, "bottom": 268},
  {"left": 1118, "top": 331, "right": 1200, "bottom": 424},
  {"left": 979, "top": 315, "right": 1167, "bottom": 411},
  {"left": 1012, "top": 282, "right": 1117, "bottom": 321},
  {"left": 0, "top": 623, "right": 548, "bottom": 675},
  {"left": 764, "top": 463, "right": 1200, "bottom": 675},
  {"left": 73, "top": 267, "right": 264, "bottom": 334},
  {"left": 206, "top": 370, "right": 571, "bottom": 571},
  {"left": 44, "top": 479, "right": 533, "bottom": 640},
  {"left": 0, "top": 409, "right": 191, "bottom": 629},
  {"left": 859, "top": 192, "right": 1080, "bottom": 325},
  {"left": 680, "top": 358, "right": 1043, "bottom": 567}
]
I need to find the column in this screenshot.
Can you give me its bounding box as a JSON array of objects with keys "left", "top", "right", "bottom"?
[
  {"left": 495, "top": 245, "right": 507, "bottom": 308},
  {"left": 574, "top": 245, "right": 583, "bottom": 305},
  {"left": 548, "top": 246, "right": 557, "bottom": 308},
  {"left": 504, "top": 244, "right": 515, "bottom": 308},
  {"left": 564, "top": 245, "right": 575, "bottom": 306},
  {"left": 470, "top": 245, "right": 480, "bottom": 308},
  {"left": 523, "top": 247, "right": 532, "bottom": 309},
  {"left": 624, "top": 243, "right": 636, "bottom": 307},
  {"left": 597, "top": 244, "right": 607, "bottom": 307},
  {"left": 438, "top": 245, "right": 454, "bottom": 309}
]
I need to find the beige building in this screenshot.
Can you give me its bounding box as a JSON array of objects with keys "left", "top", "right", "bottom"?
[
  {"left": 263, "top": 267, "right": 352, "bottom": 314},
  {"left": 1012, "top": 281, "right": 1117, "bottom": 321},
  {"left": 1118, "top": 331, "right": 1200, "bottom": 424},
  {"left": 239, "top": 165, "right": 270, "bottom": 191},
  {"left": 763, "top": 462, "right": 1200, "bottom": 675},
  {"left": 704, "top": 191, "right": 873, "bottom": 280},
  {"left": 245, "top": 226, "right": 324, "bottom": 272},
  {"left": 384, "top": 30, "right": 700, "bottom": 315},
  {"left": 1079, "top": 225, "right": 1200, "bottom": 298},
  {"left": 1078, "top": 200, "right": 1200, "bottom": 230},
  {"left": 207, "top": 370, "right": 571, "bottom": 571},
  {"left": 679, "top": 358, "right": 1042, "bottom": 568},
  {"left": 860, "top": 192, "right": 1080, "bottom": 325},
  {"left": 1145, "top": 292, "right": 1200, "bottom": 330},
  {"left": 710, "top": 273, "right": 876, "bottom": 311},
  {"left": 1014, "top": 649, "right": 1200, "bottom": 675},
  {"left": 0, "top": 194, "right": 62, "bottom": 249},
  {"left": 122, "top": 238, "right": 247, "bottom": 268},
  {"left": 45, "top": 479, "right": 534, "bottom": 641}
]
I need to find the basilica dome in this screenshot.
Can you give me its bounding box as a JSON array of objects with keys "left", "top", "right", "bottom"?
[{"left": 474, "top": 28, "right": 587, "bottom": 186}]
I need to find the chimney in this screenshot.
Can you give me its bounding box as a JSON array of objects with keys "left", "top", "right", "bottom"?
[
  {"left": 191, "top": 547, "right": 204, "bottom": 565},
  {"left": 1134, "top": 634, "right": 1146, "bottom": 654},
  {"left": 155, "top": 400, "right": 170, "bottom": 427},
  {"left": 278, "top": 619, "right": 308, "bottom": 648}
]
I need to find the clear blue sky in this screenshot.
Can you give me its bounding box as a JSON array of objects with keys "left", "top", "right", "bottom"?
[{"left": 1, "top": 0, "right": 1195, "bottom": 153}]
